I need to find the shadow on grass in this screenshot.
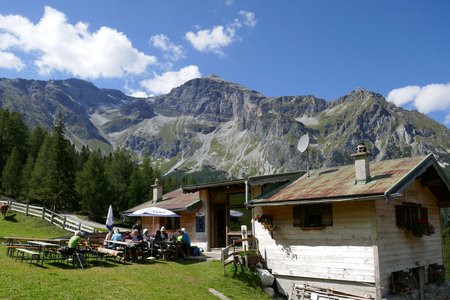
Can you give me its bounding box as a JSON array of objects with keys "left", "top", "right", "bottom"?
[
  {"left": 175, "top": 257, "right": 208, "bottom": 265},
  {"left": 3, "top": 214, "right": 18, "bottom": 222}
]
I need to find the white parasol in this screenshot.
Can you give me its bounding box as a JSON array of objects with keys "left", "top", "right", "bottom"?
[
  {"left": 106, "top": 204, "right": 114, "bottom": 232},
  {"left": 127, "top": 206, "right": 179, "bottom": 232}
]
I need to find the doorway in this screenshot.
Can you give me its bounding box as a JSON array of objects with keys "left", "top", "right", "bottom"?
[{"left": 213, "top": 203, "right": 226, "bottom": 248}]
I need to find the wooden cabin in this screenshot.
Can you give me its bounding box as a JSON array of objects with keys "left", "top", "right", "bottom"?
[
  {"left": 249, "top": 145, "right": 450, "bottom": 299},
  {"left": 125, "top": 173, "right": 301, "bottom": 251}
]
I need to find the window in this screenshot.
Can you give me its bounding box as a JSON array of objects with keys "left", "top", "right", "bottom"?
[
  {"left": 396, "top": 203, "right": 428, "bottom": 228},
  {"left": 228, "top": 193, "right": 252, "bottom": 232},
  {"left": 293, "top": 204, "right": 333, "bottom": 228},
  {"left": 162, "top": 217, "right": 180, "bottom": 230}
]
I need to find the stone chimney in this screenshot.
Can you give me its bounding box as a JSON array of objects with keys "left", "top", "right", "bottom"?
[
  {"left": 152, "top": 178, "right": 163, "bottom": 202},
  {"left": 350, "top": 143, "right": 371, "bottom": 184}
]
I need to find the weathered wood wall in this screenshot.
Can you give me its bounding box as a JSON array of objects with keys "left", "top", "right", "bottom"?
[
  {"left": 375, "top": 179, "right": 444, "bottom": 298},
  {"left": 255, "top": 201, "right": 377, "bottom": 297}
]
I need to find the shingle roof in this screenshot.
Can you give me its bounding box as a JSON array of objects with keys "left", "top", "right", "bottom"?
[
  {"left": 251, "top": 155, "right": 432, "bottom": 205},
  {"left": 124, "top": 188, "right": 200, "bottom": 213}
]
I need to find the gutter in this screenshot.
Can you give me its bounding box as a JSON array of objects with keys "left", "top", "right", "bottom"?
[
  {"left": 248, "top": 194, "right": 385, "bottom": 207},
  {"left": 245, "top": 179, "right": 249, "bottom": 207}
]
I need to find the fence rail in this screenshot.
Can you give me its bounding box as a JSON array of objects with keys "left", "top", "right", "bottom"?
[{"left": 0, "top": 199, "right": 97, "bottom": 234}]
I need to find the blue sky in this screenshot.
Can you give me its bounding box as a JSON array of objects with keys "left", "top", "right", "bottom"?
[{"left": 1, "top": 1, "right": 450, "bottom": 127}]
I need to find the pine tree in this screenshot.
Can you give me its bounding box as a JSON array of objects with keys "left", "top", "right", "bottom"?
[
  {"left": 28, "top": 134, "right": 55, "bottom": 207},
  {"left": 1, "top": 147, "right": 23, "bottom": 197},
  {"left": 20, "top": 154, "right": 35, "bottom": 199},
  {"left": 128, "top": 168, "right": 147, "bottom": 208},
  {"left": 76, "top": 150, "right": 110, "bottom": 219},
  {"left": 0, "top": 110, "right": 29, "bottom": 183},
  {"left": 28, "top": 126, "right": 47, "bottom": 160},
  {"left": 28, "top": 114, "right": 77, "bottom": 211},
  {"left": 105, "top": 148, "right": 134, "bottom": 212}
]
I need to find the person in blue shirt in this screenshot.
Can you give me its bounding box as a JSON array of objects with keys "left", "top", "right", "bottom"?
[
  {"left": 177, "top": 228, "right": 191, "bottom": 258},
  {"left": 111, "top": 229, "right": 122, "bottom": 241}
]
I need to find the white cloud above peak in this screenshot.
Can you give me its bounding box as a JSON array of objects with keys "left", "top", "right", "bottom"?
[
  {"left": 0, "top": 6, "right": 157, "bottom": 78},
  {"left": 140, "top": 65, "right": 201, "bottom": 95},
  {"left": 185, "top": 10, "right": 257, "bottom": 55},
  {"left": 185, "top": 25, "right": 234, "bottom": 55},
  {"left": 150, "top": 34, "right": 184, "bottom": 61},
  {"left": 387, "top": 83, "right": 450, "bottom": 114}
]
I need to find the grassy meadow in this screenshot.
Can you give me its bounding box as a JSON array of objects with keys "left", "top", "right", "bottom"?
[{"left": 0, "top": 212, "right": 270, "bottom": 300}]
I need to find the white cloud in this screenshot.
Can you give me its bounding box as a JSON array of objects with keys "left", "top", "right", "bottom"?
[
  {"left": 150, "top": 34, "right": 184, "bottom": 61},
  {"left": 239, "top": 11, "right": 257, "bottom": 28},
  {"left": 185, "top": 11, "right": 257, "bottom": 55},
  {"left": 225, "top": 0, "right": 234, "bottom": 6},
  {"left": 386, "top": 85, "right": 420, "bottom": 106},
  {"left": 140, "top": 65, "right": 201, "bottom": 95},
  {"left": 185, "top": 25, "right": 234, "bottom": 55},
  {"left": 387, "top": 83, "right": 450, "bottom": 114},
  {"left": 0, "top": 6, "right": 156, "bottom": 78},
  {"left": 0, "top": 51, "right": 25, "bottom": 71}
]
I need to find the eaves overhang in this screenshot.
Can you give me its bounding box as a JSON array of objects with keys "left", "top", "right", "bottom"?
[{"left": 249, "top": 193, "right": 385, "bottom": 207}]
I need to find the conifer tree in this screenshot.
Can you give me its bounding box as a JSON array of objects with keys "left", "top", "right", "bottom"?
[
  {"left": 76, "top": 150, "right": 110, "bottom": 219},
  {"left": 0, "top": 110, "right": 29, "bottom": 182},
  {"left": 28, "top": 126, "right": 47, "bottom": 160},
  {"left": 28, "top": 114, "right": 77, "bottom": 211},
  {"left": 20, "top": 154, "right": 35, "bottom": 199},
  {"left": 1, "top": 147, "right": 23, "bottom": 197},
  {"left": 128, "top": 168, "right": 147, "bottom": 208},
  {"left": 105, "top": 148, "right": 134, "bottom": 212}
]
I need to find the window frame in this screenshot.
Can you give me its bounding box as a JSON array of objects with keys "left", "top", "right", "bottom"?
[
  {"left": 293, "top": 203, "right": 333, "bottom": 228},
  {"left": 396, "top": 203, "right": 429, "bottom": 228}
]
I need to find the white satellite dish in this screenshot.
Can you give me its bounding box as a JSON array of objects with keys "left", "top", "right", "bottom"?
[{"left": 297, "top": 133, "right": 310, "bottom": 153}]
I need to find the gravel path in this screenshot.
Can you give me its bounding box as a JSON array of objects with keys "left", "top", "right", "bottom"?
[{"left": 61, "top": 214, "right": 130, "bottom": 232}]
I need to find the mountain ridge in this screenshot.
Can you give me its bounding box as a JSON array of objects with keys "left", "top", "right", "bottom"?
[{"left": 1, "top": 76, "right": 449, "bottom": 178}]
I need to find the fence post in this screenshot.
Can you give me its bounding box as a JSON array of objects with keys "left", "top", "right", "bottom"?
[
  {"left": 51, "top": 210, "right": 54, "bottom": 224},
  {"left": 63, "top": 216, "right": 66, "bottom": 230},
  {"left": 26, "top": 204, "right": 29, "bottom": 216},
  {"left": 42, "top": 207, "right": 45, "bottom": 219},
  {"left": 78, "top": 223, "right": 82, "bottom": 231}
]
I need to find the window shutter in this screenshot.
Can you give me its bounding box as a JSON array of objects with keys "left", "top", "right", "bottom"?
[
  {"left": 293, "top": 206, "right": 303, "bottom": 227},
  {"left": 322, "top": 204, "right": 333, "bottom": 226},
  {"left": 396, "top": 205, "right": 407, "bottom": 227}
]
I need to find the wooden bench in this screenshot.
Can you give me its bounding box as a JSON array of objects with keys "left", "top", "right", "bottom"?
[
  {"left": 16, "top": 248, "right": 40, "bottom": 266},
  {"left": 96, "top": 247, "right": 123, "bottom": 262}
]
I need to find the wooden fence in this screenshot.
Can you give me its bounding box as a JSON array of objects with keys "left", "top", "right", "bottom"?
[{"left": 0, "top": 199, "right": 97, "bottom": 234}]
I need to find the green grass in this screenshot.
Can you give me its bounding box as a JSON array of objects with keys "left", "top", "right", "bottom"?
[
  {"left": 444, "top": 235, "right": 450, "bottom": 279},
  {"left": 0, "top": 212, "right": 269, "bottom": 300}
]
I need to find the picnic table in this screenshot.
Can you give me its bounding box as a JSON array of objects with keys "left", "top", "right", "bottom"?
[
  {"left": 3, "top": 236, "right": 66, "bottom": 257},
  {"left": 27, "top": 241, "right": 61, "bottom": 266}
]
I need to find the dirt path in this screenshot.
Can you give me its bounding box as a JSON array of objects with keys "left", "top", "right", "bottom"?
[{"left": 62, "top": 214, "right": 130, "bottom": 232}]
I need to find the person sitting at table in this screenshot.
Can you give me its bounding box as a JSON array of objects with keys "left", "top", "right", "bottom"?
[
  {"left": 132, "top": 219, "right": 142, "bottom": 233},
  {"left": 123, "top": 229, "right": 143, "bottom": 262},
  {"left": 142, "top": 228, "right": 152, "bottom": 242},
  {"left": 103, "top": 230, "right": 113, "bottom": 247},
  {"left": 67, "top": 231, "right": 83, "bottom": 254},
  {"left": 122, "top": 230, "right": 131, "bottom": 241},
  {"left": 108, "top": 228, "right": 122, "bottom": 249},
  {"left": 176, "top": 228, "right": 191, "bottom": 258},
  {"left": 160, "top": 226, "right": 168, "bottom": 240}
]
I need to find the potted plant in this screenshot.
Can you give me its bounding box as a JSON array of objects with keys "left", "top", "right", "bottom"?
[
  {"left": 254, "top": 213, "right": 275, "bottom": 232},
  {"left": 407, "top": 220, "right": 436, "bottom": 238}
]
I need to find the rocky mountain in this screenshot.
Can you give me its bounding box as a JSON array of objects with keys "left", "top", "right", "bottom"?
[{"left": 1, "top": 76, "right": 450, "bottom": 178}]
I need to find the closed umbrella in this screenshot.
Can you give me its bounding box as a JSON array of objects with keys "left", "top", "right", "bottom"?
[
  {"left": 127, "top": 207, "right": 179, "bottom": 232},
  {"left": 106, "top": 205, "right": 114, "bottom": 232}
]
